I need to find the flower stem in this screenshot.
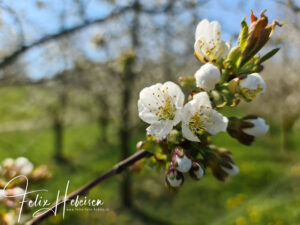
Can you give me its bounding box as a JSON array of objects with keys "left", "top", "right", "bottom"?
[{"left": 219, "top": 70, "right": 230, "bottom": 84}]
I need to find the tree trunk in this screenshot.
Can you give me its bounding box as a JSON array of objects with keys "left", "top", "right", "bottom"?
[
  {"left": 281, "top": 114, "right": 298, "bottom": 152},
  {"left": 98, "top": 94, "right": 109, "bottom": 144},
  {"left": 53, "top": 118, "right": 64, "bottom": 160},
  {"left": 119, "top": 71, "right": 132, "bottom": 208}
]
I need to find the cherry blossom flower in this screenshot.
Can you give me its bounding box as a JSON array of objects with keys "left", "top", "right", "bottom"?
[
  {"left": 195, "top": 63, "right": 221, "bottom": 91},
  {"left": 138, "top": 81, "right": 184, "bottom": 138},
  {"left": 181, "top": 92, "right": 228, "bottom": 142},
  {"left": 194, "top": 19, "right": 230, "bottom": 63}
]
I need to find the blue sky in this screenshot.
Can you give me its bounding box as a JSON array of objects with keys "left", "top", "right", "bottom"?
[{"left": 0, "top": 0, "right": 282, "bottom": 79}]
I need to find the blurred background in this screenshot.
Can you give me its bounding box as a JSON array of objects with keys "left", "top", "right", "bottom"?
[{"left": 0, "top": 0, "right": 299, "bottom": 224}]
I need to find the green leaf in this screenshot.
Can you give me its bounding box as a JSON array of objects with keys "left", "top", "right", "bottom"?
[
  {"left": 238, "top": 18, "right": 249, "bottom": 51},
  {"left": 258, "top": 48, "right": 280, "bottom": 64},
  {"left": 223, "top": 46, "right": 242, "bottom": 72}
]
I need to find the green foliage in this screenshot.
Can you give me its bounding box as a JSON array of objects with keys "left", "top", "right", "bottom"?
[
  {"left": 258, "top": 48, "right": 280, "bottom": 64},
  {"left": 238, "top": 18, "right": 249, "bottom": 51}
]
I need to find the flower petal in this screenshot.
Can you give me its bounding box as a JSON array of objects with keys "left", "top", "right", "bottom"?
[
  {"left": 182, "top": 124, "right": 200, "bottom": 142},
  {"left": 138, "top": 100, "right": 159, "bottom": 123},
  {"left": 162, "top": 81, "right": 185, "bottom": 108},
  {"left": 193, "top": 92, "right": 212, "bottom": 108},
  {"left": 243, "top": 118, "right": 269, "bottom": 137},
  {"left": 195, "top": 63, "right": 221, "bottom": 91},
  {"left": 204, "top": 109, "right": 228, "bottom": 135},
  {"left": 146, "top": 121, "right": 173, "bottom": 138}
]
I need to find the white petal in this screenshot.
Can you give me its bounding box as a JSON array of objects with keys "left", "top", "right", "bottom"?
[
  {"left": 193, "top": 165, "right": 204, "bottom": 179},
  {"left": 204, "top": 109, "right": 228, "bottom": 135},
  {"left": 195, "top": 19, "right": 210, "bottom": 41},
  {"left": 139, "top": 83, "right": 163, "bottom": 109},
  {"left": 173, "top": 110, "right": 182, "bottom": 126},
  {"left": 146, "top": 121, "right": 173, "bottom": 138},
  {"left": 194, "top": 39, "right": 206, "bottom": 61},
  {"left": 243, "top": 118, "right": 269, "bottom": 137},
  {"left": 182, "top": 124, "right": 200, "bottom": 142},
  {"left": 193, "top": 92, "right": 212, "bottom": 108},
  {"left": 162, "top": 81, "right": 185, "bottom": 108},
  {"left": 240, "top": 73, "right": 266, "bottom": 93},
  {"left": 138, "top": 100, "right": 159, "bottom": 124},
  {"left": 195, "top": 63, "right": 221, "bottom": 91},
  {"left": 221, "top": 164, "right": 239, "bottom": 177},
  {"left": 167, "top": 175, "right": 183, "bottom": 187},
  {"left": 175, "top": 155, "right": 192, "bottom": 173},
  {"left": 211, "top": 21, "right": 221, "bottom": 40}
]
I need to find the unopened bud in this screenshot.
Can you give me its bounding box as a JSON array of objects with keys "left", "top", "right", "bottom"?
[
  {"left": 189, "top": 162, "right": 204, "bottom": 180},
  {"left": 242, "top": 117, "right": 269, "bottom": 137},
  {"left": 166, "top": 167, "right": 184, "bottom": 188},
  {"left": 195, "top": 63, "right": 221, "bottom": 91},
  {"left": 172, "top": 148, "right": 192, "bottom": 173}
]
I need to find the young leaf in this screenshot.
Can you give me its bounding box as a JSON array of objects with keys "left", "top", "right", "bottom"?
[
  {"left": 258, "top": 48, "right": 280, "bottom": 64},
  {"left": 238, "top": 18, "right": 249, "bottom": 51}
]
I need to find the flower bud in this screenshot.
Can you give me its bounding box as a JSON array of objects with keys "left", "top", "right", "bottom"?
[
  {"left": 242, "top": 117, "right": 269, "bottom": 137},
  {"left": 15, "top": 157, "right": 34, "bottom": 176},
  {"left": 208, "top": 146, "right": 239, "bottom": 181},
  {"left": 221, "top": 163, "right": 239, "bottom": 177},
  {"left": 227, "top": 116, "right": 254, "bottom": 145},
  {"left": 239, "top": 73, "right": 266, "bottom": 99},
  {"left": 227, "top": 115, "right": 269, "bottom": 145},
  {"left": 165, "top": 167, "right": 184, "bottom": 188},
  {"left": 172, "top": 148, "right": 192, "bottom": 173},
  {"left": 195, "top": 63, "right": 221, "bottom": 91},
  {"left": 241, "top": 10, "right": 283, "bottom": 65},
  {"left": 189, "top": 162, "right": 204, "bottom": 180},
  {"left": 2, "top": 158, "right": 14, "bottom": 169}
]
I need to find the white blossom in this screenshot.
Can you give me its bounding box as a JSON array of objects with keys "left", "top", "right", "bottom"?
[
  {"left": 243, "top": 117, "right": 269, "bottom": 137},
  {"left": 15, "top": 157, "right": 34, "bottom": 175},
  {"left": 195, "top": 63, "right": 221, "bottom": 91},
  {"left": 194, "top": 19, "right": 230, "bottom": 63},
  {"left": 181, "top": 92, "right": 228, "bottom": 142},
  {"left": 239, "top": 73, "right": 266, "bottom": 99},
  {"left": 138, "top": 81, "right": 184, "bottom": 138}
]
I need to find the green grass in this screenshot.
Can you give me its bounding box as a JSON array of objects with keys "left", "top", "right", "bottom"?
[{"left": 0, "top": 121, "right": 299, "bottom": 225}]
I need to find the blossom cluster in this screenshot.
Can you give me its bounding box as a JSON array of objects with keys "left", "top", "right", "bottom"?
[
  {"left": 137, "top": 10, "right": 282, "bottom": 188},
  {"left": 0, "top": 157, "right": 52, "bottom": 225}
]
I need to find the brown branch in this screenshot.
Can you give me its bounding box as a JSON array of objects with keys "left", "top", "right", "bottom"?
[
  {"left": 0, "top": 1, "right": 177, "bottom": 69},
  {"left": 26, "top": 150, "right": 152, "bottom": 225},
  {"left": 0, "top": 6, "right": 131, "bottom": 68}
]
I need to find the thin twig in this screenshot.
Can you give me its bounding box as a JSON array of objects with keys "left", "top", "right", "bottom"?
[{"left": 26, "top": 150, "right": 152, "bottom": 225}]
